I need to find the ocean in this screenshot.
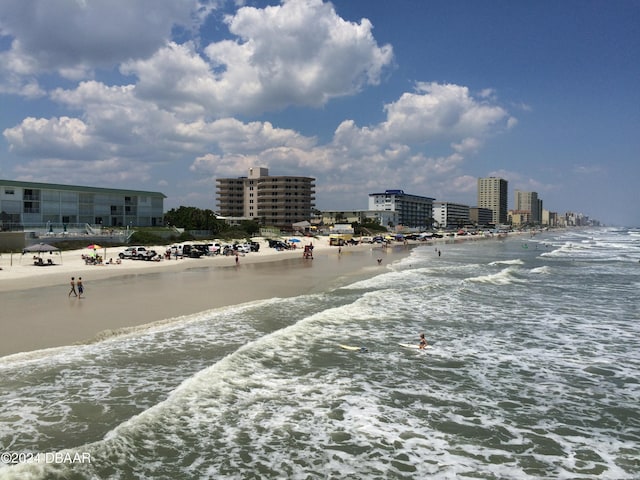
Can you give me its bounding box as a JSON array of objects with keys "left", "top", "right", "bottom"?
[{"left": 1, "top": 228, "right": 639, "bottom": 479}]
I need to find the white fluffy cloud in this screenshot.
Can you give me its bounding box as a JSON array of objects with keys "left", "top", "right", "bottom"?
[
  {"left": 0, "top": 0, "right": 209, "bottom": 96},
  {"left": 0, "top": 0, "right": 201, "bottom": 75},
  {"left": 0, "top": 0, "right": 516, "bottom": 209},
  {"left": 4, "top": 116, "right": 90, "bottom": 156},
  {"left": 120, "top": 0, "right": 393, "bottom": 116},
  {"left": 4, "top": 76, "right": 514, "bottom": 206}
]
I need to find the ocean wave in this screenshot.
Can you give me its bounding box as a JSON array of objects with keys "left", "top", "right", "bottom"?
[
  {"left": 3, "top": 228, "right": 639, "bottom": 479},
  {"left": 488, "top": 259, "right": 524, "bottom": 266},
  {"left": 530, "top": 266, "right": 552, "bottom": 274},
  {"left": 465, "top": 267, "right": 526, "bottom": 285}
]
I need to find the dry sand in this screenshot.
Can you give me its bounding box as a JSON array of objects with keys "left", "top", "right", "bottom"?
[{"left": 0, "top": 237, "right": 414, "bottom": 357}]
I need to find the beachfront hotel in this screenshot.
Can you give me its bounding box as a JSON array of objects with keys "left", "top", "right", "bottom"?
[
  {"left": 216, "top": 167, "right": 316, "bottom": 229},
  {"left": 368, "top": 190, "right": 435, "bottom": 229},
  {"left": 432, "top": 201, "right": 471, "bottom": 229},
  {"left": 477, "top": 177, "right": 508, "bottom": 225},
  {"left": 0, "top": 179, "right": 165, "bottom": 231}
]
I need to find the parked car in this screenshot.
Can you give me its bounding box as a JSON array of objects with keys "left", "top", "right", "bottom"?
[
  {"left": 192, "top": 244, "right": 210, "bottom": 256},
  {"left": 139, "top": 249, "right": 159, "bottom": 261},
  {"left": 267, "top": 239, "right": 290, "bottom": 250},
  {"left": 233, "top": 243, "right": 251, "bottom": 254},
  {"left": 207, "top": 243, "right": 222, "bottom": 255},
  {"left": 181, "top": 245, "right": 203, "bottom": 258},
  {"left": 119, "top": 246, "right": 148, "bottom": 259}
]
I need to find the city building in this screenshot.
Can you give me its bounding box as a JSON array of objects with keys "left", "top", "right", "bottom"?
[
  {"left": 320, "top": 211, "right": 367, "bottom": 226},
  {"left": 509, "top": 210, "right": 532, "bottom": 227},
  {"left": 432, "top": 201, "right": 470, "bottom": 229},
  {"left": 477, "top": 177, "right": 508, "bottom": 225},
  {"left": 368, "top": 190, "right": 434, "bottom": 229},
  {"left": 0, "top": 179, "right": 165, "bottom": 230},
  {"left": 542, "top": 209, "right": 558, "bottom": 227},
  {"left": 363, "top": 210, "right": 399, "bottom": 230},
  {"left": 216, "top": 167, "right": 315, "bottom": 229},
  {"left": 314, "top": 209, "right": 400, "bottom": 233},
  {"left": 469, "top": 207, "right": 494, "bottom": 226},
  {"left": 514, "top": 190, "right": 542, "bottom": 225}
]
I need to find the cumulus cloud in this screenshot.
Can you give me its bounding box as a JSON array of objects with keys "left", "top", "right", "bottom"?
[
  {"left": 221, "top": 0, "right": 393, "bottom": 107},
  {"left": 13, "top": 157, "right": 151, "bottom": 187},
  {"left": 120, "top": 0, "right": 393, "bottom": 116},
  {"left": 0, "top": 0, "right": 201, "bottom": 75},
  {"left": 4, "top": 75, "right": 514, "bottom": 207},
  {"left": 307, "top": 83, "right": 517, "bottom": 203},
  {"left": 0, "top": 0, "right": 516, "bottom": 209},
  {"left": 452, "top": 137, "right": 483, "bottom": 154},
  {"left": 0, "top": 0, "right": 210, "bottom": 97},
  {"left": 385, "top": 83, "right": 511, "bottom": 141},
  {"left": 4, "top": 116, "right": 91, "bottom": 158},
  {"left": 5, "top": 80, "right": 323, "bottom": 166}
]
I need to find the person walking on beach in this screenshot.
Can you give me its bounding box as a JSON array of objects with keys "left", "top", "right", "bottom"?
[
  {"left": 68, "top": 277, "right": 77, "bottom": 297},
  {"left": 419, "top": 333, "right": 428, "bottom": 349},
  {"left": 77, "top": 277, "right": 84, "bottom": 298}
]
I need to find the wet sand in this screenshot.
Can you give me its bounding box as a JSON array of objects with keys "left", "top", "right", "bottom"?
[{"left": 0, "top": 245, "right": 411, "bottom": 357}]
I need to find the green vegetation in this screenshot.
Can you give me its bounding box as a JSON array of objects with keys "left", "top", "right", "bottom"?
[
  {"left": 164, "top": 206, "right": 227, "bottom": 233},
  {"left": 163, "top": 206, "right": 261, "bottom": 241},
  {"left": 129, "top": 230, "right": 167, "bottom": 245},
  {"left": 352, "top": 218, "right": 388, "bottom": 235}
]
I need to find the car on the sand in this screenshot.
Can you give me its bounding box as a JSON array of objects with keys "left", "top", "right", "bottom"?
[{"left": 119, "top": 246, "right": 149, "bottom": 259}]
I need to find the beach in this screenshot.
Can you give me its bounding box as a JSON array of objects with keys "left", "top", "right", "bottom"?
[
  {"left": 0, "top": 237, "right": 415, "bottom": 357},
  {"left": 2, "top": 227, "right": 638, "bottom": 479}
]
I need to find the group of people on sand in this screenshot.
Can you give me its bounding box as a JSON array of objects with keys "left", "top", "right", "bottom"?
[{"left": 68, "top": 276, "right": 84, "bottom": 298}]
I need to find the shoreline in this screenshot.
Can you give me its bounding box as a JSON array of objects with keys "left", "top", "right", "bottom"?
[
  {"left": 0, "top": 232, "right": 521, "bottom": 358},
  {"left": 0, "top": 239, "right": 415, "bottom": 358}
]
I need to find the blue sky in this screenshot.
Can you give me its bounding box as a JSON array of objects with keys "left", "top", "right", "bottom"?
[{"left": 0, "top": 0, "right": 638, "bottom": 226}]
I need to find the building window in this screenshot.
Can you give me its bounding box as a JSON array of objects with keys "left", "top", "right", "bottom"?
[{"left": 4, "top": 188, "right": 14, "bottom": 195}]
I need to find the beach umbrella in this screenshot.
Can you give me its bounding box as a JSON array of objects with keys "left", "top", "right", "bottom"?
[
  {"left": 288, "top": 238, "right": 301, "bottom": 243},
  {"left": 87, "top": 244, "right": 103, "bottom": 250},
  {"left": 22, "top": 242, "right": 62, "bottom": 265},
  {"left": 23, "top": 243, "right": 59, "bottom": 252}
]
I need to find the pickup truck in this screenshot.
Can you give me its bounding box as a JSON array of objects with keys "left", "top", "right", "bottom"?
[{"left": 119, "top": 246, "right": 157, "bottom": 260}]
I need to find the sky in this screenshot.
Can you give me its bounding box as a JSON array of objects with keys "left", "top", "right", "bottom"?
[{"left": 0, "top": 0, "right": 638, "bottom": 226}]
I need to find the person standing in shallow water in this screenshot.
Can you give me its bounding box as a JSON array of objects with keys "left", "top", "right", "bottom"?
[
  {"left": 68, "top": 277, "right": 77, "bottom": 297},
  {"left": 77, "top": 277, "right": 84, "bottom": 298}
]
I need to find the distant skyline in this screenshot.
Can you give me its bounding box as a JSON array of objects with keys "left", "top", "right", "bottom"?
[{"left": 1, "top": 0, "right": 638, "bottom": 226}]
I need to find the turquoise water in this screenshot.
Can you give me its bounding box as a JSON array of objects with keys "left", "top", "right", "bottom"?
[{"left": 1, "top": 228, "right": 639, "bottom": 479}]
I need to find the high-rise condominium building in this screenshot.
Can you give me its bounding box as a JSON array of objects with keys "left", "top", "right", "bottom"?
[
  {"left": 477, "top": 177, "right": 508, "bottom": 225},
  {"left": 216, "top": 167, "right": 315, "bottom": 228},
  {"left": 514, "top": 190, "right": 542, "bottom": 224}
]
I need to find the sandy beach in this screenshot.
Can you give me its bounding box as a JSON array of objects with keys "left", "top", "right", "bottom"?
[{"left": 0, "top": 236, "right": 416, "bottom": 357}]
